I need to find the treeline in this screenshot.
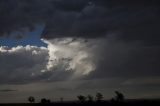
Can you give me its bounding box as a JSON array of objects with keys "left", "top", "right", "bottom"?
[{"left": 28, "top": 91, "right": 125, "bottom": 104}]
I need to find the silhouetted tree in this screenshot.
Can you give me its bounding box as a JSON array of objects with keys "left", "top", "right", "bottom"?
[
  {"left": 41, "top": 98, "right": 47, "bottom": 103},
  {"left": 41, "top": 98, "right": 51, "bottom": 104},
  {"left": 28, "top": 96, "right": 35, "bottom": 103},
  {"left": 115, "top": 91, "right": 125, "bottom": 102},
  {"left": 47, "top": 99, "right": 51, "bottom": 103},
  {"left": 96, "top": 92, "right": 103, "bottom": 102},
  {"left": 77, "top": 95, "right": 86, "bottom": 103},
  {"left": 87, "top": 95, "right": 94, "bottom": 102},
  {"left": 110, "top": 98, "right": 116, "bottom": 103},
  {"left": 60, "top": 97, "right": 64, "bottom": 102}
]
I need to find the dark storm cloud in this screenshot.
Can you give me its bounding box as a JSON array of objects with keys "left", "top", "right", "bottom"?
[
  {"left": 87, "top": 42, "right": 160, "bottom": 79},
  {"left": 0, "top": 0, "right": 89, "bottom": 36},
  {"left": 43, "top": 0, "right": 160, "bottom": 44},
  {"left": 0, "top": 0, "right": 160, "bottom": 45},
  {"left": 0, "top": 0, "right": 160, "bottom": 84}
]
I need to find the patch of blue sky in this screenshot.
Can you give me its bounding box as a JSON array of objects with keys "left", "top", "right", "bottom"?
[{"left": 0, "top": 25, "right": 47, "bottom": 47}]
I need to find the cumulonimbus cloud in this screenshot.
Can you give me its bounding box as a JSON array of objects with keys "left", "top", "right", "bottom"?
[
  {"left": 0, "top": 38, "right": 99, "bottom": 84},
  {"left": 1, "top": 36, "right": 160, "bottom": 84}
]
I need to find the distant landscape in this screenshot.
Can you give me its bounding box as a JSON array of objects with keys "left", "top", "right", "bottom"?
[
  {"left": 1, "top": 99, "right": 160, "bottom": 106},
  {"left": 1, "top": 92, "right": 160, "bottom": 105}
]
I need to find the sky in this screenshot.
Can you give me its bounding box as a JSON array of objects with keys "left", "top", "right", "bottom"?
[{"left": 0, "top": 0, "right": 160, "bottom": 103}]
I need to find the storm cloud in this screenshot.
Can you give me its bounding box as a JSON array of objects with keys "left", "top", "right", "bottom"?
[
  {"left": 0, "top": 45, "right": 48, "bottom": 84},
  {"left": 0, "top": 0, "right": 159, "bottom": 45},
  {"left": 1, "top": 37, "right": 160, "bottom": 84},
  {"left": 0, "top": 0, "right": 160, "bottom": 101}
]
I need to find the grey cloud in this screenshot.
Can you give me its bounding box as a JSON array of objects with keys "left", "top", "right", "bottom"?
[
  {"left": 43, "top": 37, "right": 160, "bottom": 80},
  {"left": 43, "top": 37, "right": 160, "bottom": 81},
  {"left": 0, "top": 0, "right": 88, "bottom": 36},
  {"left": 85, "top": 40, "right": 160, "bottom": 79},
  {"left": 0, "top": 45, "right": 48, "bottom": 84},
  {"left": 0, "top": 37, "right": 160, "bottom": 85},
  {"left": 0, "top": 0, "right": 160, "bottom": 45},
  {"left": 0, "top": 89, "right": 17, "bottom": 92},
  {"left": 0, "top": 43, "right": 82, "bottom": 84},
  {"left": 122, "top": 77, "right": 160, "bottom": 85}
]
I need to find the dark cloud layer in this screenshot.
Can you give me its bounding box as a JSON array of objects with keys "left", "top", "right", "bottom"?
[
  {"left": 0, "top": 0, "right": 160, "bottom": 45},
  {"left": 87, "top": 42, "right": 160, "bottom": 79}
]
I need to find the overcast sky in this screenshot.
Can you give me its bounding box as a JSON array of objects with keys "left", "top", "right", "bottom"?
[{"left": 0, "top": 0, "right": 160, "bottom": 103}]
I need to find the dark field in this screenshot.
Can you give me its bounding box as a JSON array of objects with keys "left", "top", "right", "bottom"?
[{"left": 1, "top": 99, "right": 160, "bottom": 106}]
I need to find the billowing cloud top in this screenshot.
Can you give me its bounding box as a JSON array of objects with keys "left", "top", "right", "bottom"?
[
  {"left": 42, "top": 38, "right": 96, "bottom": 77},
  {"left": 0, "top": 38, "right": 97, "bottom": 84}
]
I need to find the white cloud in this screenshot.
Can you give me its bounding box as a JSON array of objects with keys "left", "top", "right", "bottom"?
[
  {"left": 42, "top": 38, "right": 96, "bottom": 78},
  {"left": 0, "top": 45, "right": 48, "bottom": 84}
]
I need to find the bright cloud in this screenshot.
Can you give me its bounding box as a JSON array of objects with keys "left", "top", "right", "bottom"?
[
  {"left": 42, "top": 38, "right": 96, "bottom": 78},
  {"left": 0, "top": 38, "right": 98, "bottom": 84}
]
